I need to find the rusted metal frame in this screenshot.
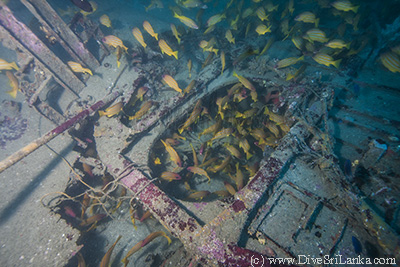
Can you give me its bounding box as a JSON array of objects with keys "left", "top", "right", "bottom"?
[
  {"left": 0, "top": 91, "right": 121, "bottom": 173},
  {"left": 20, "top": 0, "right": 85, "bottom": 66},
  {"left": 0, "top": 5, "right": 85, "bottom": 95},
  {"left": 26, "top": 0, "right": 100, "bottom": 70}
]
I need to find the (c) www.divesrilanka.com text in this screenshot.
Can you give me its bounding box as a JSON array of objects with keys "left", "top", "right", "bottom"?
[{"left": 250, "top": 254, "right": 396, "bottom": 266}]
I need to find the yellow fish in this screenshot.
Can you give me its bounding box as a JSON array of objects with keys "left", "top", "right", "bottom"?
[
  {"left": 187, "top": 59, "right": 192, "bottom": 78},
  {"left": 184, "top": 80, "right": 196, "bottom": 94},
  {"left": 5, "top": 71, "right": 19, "bottom": 99},
  {"left": 380, "top": 52, "right": 400, "bottom": 73},
  {"left": 129, "top": 101, "right": 154, "bottom": 120},
  {"left": 295, "top": 12, "right": 319, "bottom": 27},
  {"left": 187, "top": 166, "right": 211, "bottom": 183},
  {"left": 325, "top": 39, "right": 351, "bottom": 49},
  {"left": 291, "top": 36, "right": 304, "bottom": 50},
  {"left": 116, "top": 46, "right": 123, "bottom": 68},
  {"left": 161, "top": 139, "right": 182, "bottom": 167},
  {"left": 80, "top": 1, "right": 97, "bottom": 16},
  {"left": 313, "top": 53, "right": 342, "bottom": 69},
  {"left": 132, "top": 27, "right": 147, "bottom": 48},
  {"left": 277, "top": 55, "right": 304, "bottom": 69},
  {"left": 332, "top": 0, "right": 359, "bottom": 13},
  {"left": 225, "top": 29, "right": 235, "bottom": 44},
  {"left": 173, "top": 12, "right": 199, "bottom": 29},
  {"left": 162, "top": 74, "right": 183, "bottom": 95},
  {"left": 143, "top": 21, "right": 158, "bottom": 40},
  {"left": 303, "top": 28, "right": 329, "bottom": 43},
  {"left": 179, "top": 99, "right": 202, "bottom": 134},
  {"left": 158, "top": 39, "right": 178, "bottom": 60},
  {"left": 220, "top": 51, "right": 225, "bottom": 75},
  {"left": 99, "top": 14, "right": 111, "bottom": 28},
  {"left": 160, "top": 171, "right": 181, "bottom": 182},
  {"left": 67, "top": 61, "right": 92, "bottom": 75},
  {"left": 255, "top": 24, "right": 271, "bottom": 35},
  {"left": 154, "top": 157, "right": 161, "bottom": 165},
  {"left": 0, "top": 59, "right": 19, "bottom": 71},
  {"left": 286, "top": 64, "right": 307, "bottom": 81},
  {"left": 98, "top": 102, "right": 123, "bottom": 117},
  {"left": 233, "top": 71, "right": 256, "bottom": 91},
  {"left": 257, "top": 37, "right": 275, "bottom": 60},
  {"left": 170, "top": 23, "right": 181, "bottom": 44},
  {"left": 206, "top": 13, "right": 226, "bottom": 27},
  {"left": 102, "top": 35, "right": 128, "bottom": 51},
  {"left": 256, "top": 7, "right": 269, "bottom": 21}
]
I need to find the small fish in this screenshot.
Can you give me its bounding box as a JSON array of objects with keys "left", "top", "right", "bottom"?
[
  {"left": 128, "top": 101, "right": 154, "bottom": 120},
  {"left": 190, "top": 143, "right": 199, "bottom": 166},
  {"left": 80, "top": 1, "right": 97, "bottom": 16},
  {"left": 224, "top": 181, "right": 236, "bottom": 196},
  {"left": 143, "top": 21, "right": 158, "bottom": 40},
  {"left": 352, "top": 236, "right": 363, "bottom": 255},
  {"left": 312, "top": 53, "right": 342, "bottom": 68},
  {"left": 325, "top": 39, "right": 351, "bottom": 49},
  {"left": 179, "top": 99, "right": 202, "bottom": 133},
  {"left": 257, "top": 37, "right": 275, "bottom": 60},
  {"left": 239, "top": 138, "right": 253, "bottom": 160},
  {"left": 136, "top": 86, "right": 148, "bottom": 101},
  {"left": 67, "top": 61, "right": 93, "bottom": 75},
  {"left": 233, "top": 48, "right": 259, "bottom": 65},
  {"left": 380, "top": 52, "right": 400, "bottom": 73},
  {"left": 171, "top": 23, "right": 181, "bottom": 44},
  {"left": 163, "top": 74, "right": 183, "bottom": 95},
  {"left": 70, "top": 0, "right": 92, "bottom": 12},
  {"left": 291, "top": 36, "right": 304, "bottom": 50},
  {"left": 161, "top": 139, "right": 182, "bottom": 167},
  {"left": 199, "top": 118, "right": 221, "bottom": 138},
  {"left": 220, "top": 51, "right": 226, "bottom": 75},
  {"left": 256, "top": 7, "right": 269, "bottom": 21},
  {"left": 295, "top": 12, "right": 319, "bottom": 27},
  {"left": 132, "top": 27, "right": 147, "bottom": 48},
  {"left": 206, "top": 13, "right": 226, "bottom": 27},
  {"left": 303, "top": 28, "right": 329, "bottom": 43},
  {"left": 187, "top": 190, "right": 210, "bottom": 200},
  {"left": 288, "top": 0, "right": 294, "bottom": 15},
  {"left": 277, "top": 55, "right": 304, "bottom": 69},
  {"left": 203, "top": 25, "right": 216, "bottom": 34},
  {"left": 242, "top": 8, "right": 253, "bottom": 19},
  {"left": 98, "top": 102, "right": 123, "bottom": 118},
  {"left": 161, "top": 171, "right": 181, "bottom": 182},
  {"left": 255, "top": 24, "right": 271, "bottom": 35},
  {"left": 100, "top": 235, "right": 121, "bottom": 267},
  {"left": 332, "top": 0, "right": 359, "bottom": 13},
  {"left": 159, "top": 39, "right": 178, "bottom": 60},
  {"left": 99, "top": 14, "right": 111, "bottom": 28},
  {"left": 116, "top": 46, "right": 122, "bottom": 68},
  {"left": 224, "top": 143, "right": 241, "bottom": 159},
  {"left": 0, "top": 58, "right": 19, "bottom": 71},
  {"left": 187, "top": 59, "right": 192, "bottom": 78},
  {"left": 102, "top": 35, "right": 128, "bottom": 51},
  {"left": 225, "top": 29, "right": 235, "bottom": 44},
  {"left": 184, "top": 80, "right": 196, "bottom": 94},
  {"left": 208, "top": 155, "right": 231, "bottom": 173},
  {"left": 208, "top": 128, "right": 233, "bottom": 146},
  {"left": 173, "top": 12, "right": 199, "bottom": 29},
  {"left": 265, "top": 1, "right": 279, "bottom": 12},
  {"left": 5, "top": 71, "right": 19, "bottom": 99},
  {"left": 79, "top": 213, "right": 106, "bottom": 227},
  {"left": 233, "top": 71, "right": 256, "bottom": 91},
  {"left": 286, "top": 64, "right": 307, "bottom": 81},
  {"left": 141, "top": 231, "right": 171, "bottom": 247}
]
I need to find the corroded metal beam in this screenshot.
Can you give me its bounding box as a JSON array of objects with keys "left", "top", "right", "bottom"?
[
  {"left": 27, "top": 0, "right": 100, "bottom": 70},
  {"left": 0, "top": 5, "right": 85, "bottom": 94}
]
